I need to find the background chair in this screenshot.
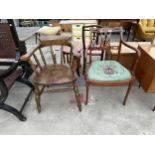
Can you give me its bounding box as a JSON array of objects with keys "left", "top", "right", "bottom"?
[
  {"left": 0, "top": 61, "right": 34, "bottom": 121},
  {"left": 0, "top": 20, "right": 35, "bottom": 83},
  {"left": 84, "top": 27, "right": 140, "bottom": 106},
  {"left": 20, "top": 39, "right": 81, "bottom": 112},
  {"left": 0, "top": 22, "right": 34, "bottom": 121}
]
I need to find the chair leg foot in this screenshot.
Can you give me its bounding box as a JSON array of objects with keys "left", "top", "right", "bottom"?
[
  {"left": 72, "top": 81, "right": 82, "bottom": 112},
  {"left": 85, "top": 82, "right": 89, "bottom": 105},
  {"left": 37, "top": 106, "right": 41, "bottom": 113},
  {"left": 35, "top": 94, "right": 41, "bottom": 113},
  {"left": 0, "top": 103, "right": 26, "bottom": 121},
  {"left": 123, "top": 82, "right": 133, "bottom": 106},
  {"left": 35, "top": 85, "right": 41, "bottom": 113}
]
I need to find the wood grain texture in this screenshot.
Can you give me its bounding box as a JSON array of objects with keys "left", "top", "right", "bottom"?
[{"left": 135, "top": 45, "right": 155, "bottom": 92}]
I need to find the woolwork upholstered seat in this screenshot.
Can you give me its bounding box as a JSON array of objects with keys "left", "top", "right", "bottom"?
[{"left": 88, "top": 60, "right": 131, "bottom": 82}]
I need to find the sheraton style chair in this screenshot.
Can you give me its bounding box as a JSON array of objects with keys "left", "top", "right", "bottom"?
[
  {"left": 0, "top": 23, "right": 34, "bottom": 121},
  {"left": 20, "top": 39, "right": 82, "bottom": 112},
  {"left": 84, "top": 27, "right": 140, "bottom": 106}
]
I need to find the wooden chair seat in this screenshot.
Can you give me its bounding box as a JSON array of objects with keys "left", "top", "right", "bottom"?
[{"left": 33, "top": 64, "right": 77, "bottom": 85}]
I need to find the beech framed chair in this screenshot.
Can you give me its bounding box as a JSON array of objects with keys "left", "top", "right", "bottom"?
[
  {"left": 84, "top": 27, "right": 140, "bottom": 106},
  {"left": 20, "top": 39, "right": 82, "bottom": 112}
]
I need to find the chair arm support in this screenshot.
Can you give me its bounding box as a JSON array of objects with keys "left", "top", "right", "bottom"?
[
  {"left": 120, "top": 39, "right": 141, "bottom": 73},
  {"left": 20, "top": 44, "right": 40, "bottom": 61},
  {"left": 120, "top": 39, "right": 140, "bottom": 57}
]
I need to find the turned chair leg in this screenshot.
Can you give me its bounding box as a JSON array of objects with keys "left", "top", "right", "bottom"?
[
  {"left": 72, "top": 81, "right": 82, "bottom": 112},
  {"left": 85, "top": 82, "right": 89, "bottom": 105},
  {"left": 34, "top": 85, "right": 41, "bottom": 113},
  {"left": 123, "top": 81, "right": 133, "bottom": 106}
]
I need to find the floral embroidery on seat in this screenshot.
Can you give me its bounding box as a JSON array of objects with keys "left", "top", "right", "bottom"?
[
  {"left": 101, "top": 64, "right": 116, "bottom": 75},
  {"left": 88, "top": 60, "right": 131, "bottom": 81}
]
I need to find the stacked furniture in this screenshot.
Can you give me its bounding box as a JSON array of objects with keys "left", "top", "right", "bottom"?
[{"left": 60, "top": 20, "right": 97, "bottom": 42}]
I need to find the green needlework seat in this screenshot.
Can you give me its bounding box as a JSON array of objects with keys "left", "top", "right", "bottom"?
[{"left": 88, "top": 60, "right": 131, "bottom": 81}]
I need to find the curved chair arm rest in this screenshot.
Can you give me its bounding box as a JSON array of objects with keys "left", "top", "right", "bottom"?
[
  {"left": 0, "top": 62, "right": 19, "bottom": 79},
  {"left": 120, "top": 38, "right": 141, "bottom": 74},
  {"left": 120, "top": 39, "right": 141, "bottom": 57},
  {"left": 20, "top": 44, "right": 41, "bottom": 61}
]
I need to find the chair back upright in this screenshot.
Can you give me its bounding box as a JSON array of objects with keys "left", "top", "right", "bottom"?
[
  {"left": 0, "top": 23, "right": 16, "bottom": 59},
  {"left": 87, "top": 26, "right": 123, "bottom": 64}
]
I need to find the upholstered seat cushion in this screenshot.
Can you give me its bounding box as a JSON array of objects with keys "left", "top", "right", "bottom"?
[
  {"left": 88, "top": 60, "right": 131, "bottom": 81},
  {"left": 37, "top": 26, "right": 61, "bottom": 35}
]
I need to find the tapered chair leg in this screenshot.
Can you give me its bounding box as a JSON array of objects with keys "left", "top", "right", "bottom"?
[
  {"left": 123, "top": 81, "right": 133, "bottom": 106},
  {"left": 85, "top": 82, "right": 89, "bottom": 105},
  {"left": 72, "top": 81, "right": 82, "bottom": 112},
  {"left": 34, "top": 85, "right": 41, "bottom": 113}
]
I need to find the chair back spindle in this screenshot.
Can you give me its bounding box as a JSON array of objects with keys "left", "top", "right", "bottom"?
[{"left": 39, "top": 48, "right": 47, "bottom": 66}]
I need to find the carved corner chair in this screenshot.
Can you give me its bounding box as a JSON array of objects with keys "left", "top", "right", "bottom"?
[
  {"left": 20, "top": 39, "right": 82, "bottom": 112},
  {"left": 0, "top": 23, "right": 34, "bottom": 121},
  {"left": 84, "top": 27, "right": 140, "bottom": 106}
]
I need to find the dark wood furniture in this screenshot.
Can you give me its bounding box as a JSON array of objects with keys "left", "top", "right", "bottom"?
[
  {"left": 0, "top": 23, "right": 16, "bottom": 58},
  {"left": 1, "top": 20, "right": 37, "bottom": 79},
  {"left": 135, "top": 44, "right": 155, "bottom": 93},
  {"left": 0, "top": 23, "right": 34, "bottom": 121},
  {"left": 98, "top": 19, "right": 139, "bottom": 41},
  {"left": 0, "top": 61, "right": 34, "bottom": 121},
  {"left": 21, "top": 39, "right": 82, "bottom": 112},
  {"left": 84, "top": 27, "right": 140, "bottom": 106}
]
